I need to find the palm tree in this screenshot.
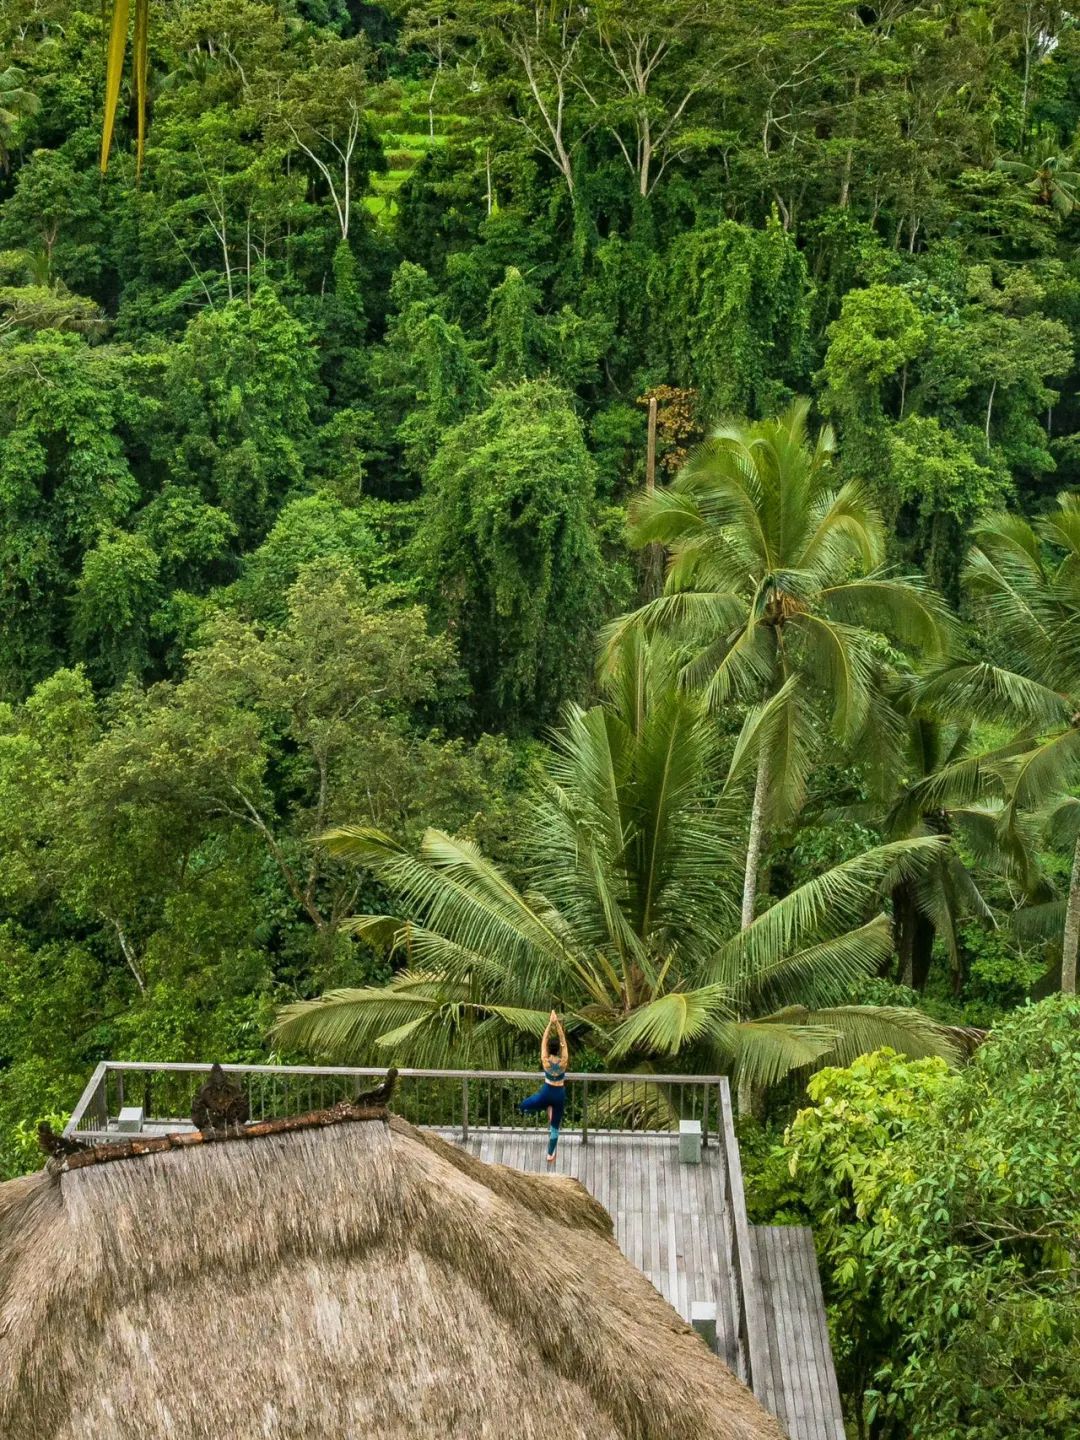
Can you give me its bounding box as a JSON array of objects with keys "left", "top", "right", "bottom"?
[
  {"left": 0, "top": 67, "right": 39, "bottom": 173},
  {"left": 608, "top": 398, "right": 950, "bottom": 931},
  {"left": 877, "top": 706, "right": 1040, "bottom": 992},
  {"left": 918, "top": 495, "right": 1080, "bottom": 992},
  {"left": 994, "top": 154, "right": 1080, "bottom": 217},
  {"left": 273, "top": 636, "right": 958, "bottom": 1096}
]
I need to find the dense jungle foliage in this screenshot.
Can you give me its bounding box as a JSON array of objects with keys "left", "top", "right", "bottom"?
[{"left": 3, "top": 0, "right": 1080, "bottom": 1430}]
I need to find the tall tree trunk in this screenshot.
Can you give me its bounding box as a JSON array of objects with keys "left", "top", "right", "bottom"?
[
  {"left": 838, "top": 74, "right": 860, "bottom": 208},
  {"left": 741, "top": 747, "right": 770, "bottom": 930},
  {"left": 894, "top": 882, "right": 916, "bottom": 987},
  {"left": 642, "top": 396, "right": 664, "bottom": 599},
  {"left": 1062, "top": 833, "right": 1080, "bottom": 994},
  {"left": 911, "top": 910, "right": 935, "bottom": 991},
  {"left": 894, "top": 881, "right": 935, "bottom": 990},
  {"left": 738, "top": 747, "right": 770, "bottom": 1118}
]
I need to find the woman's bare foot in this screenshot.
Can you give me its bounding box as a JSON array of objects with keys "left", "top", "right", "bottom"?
[{"left": 546, "top": 1153, "right": 556, "bottom": 1164}]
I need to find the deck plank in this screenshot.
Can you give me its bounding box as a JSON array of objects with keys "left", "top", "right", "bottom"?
[
  {"left": 752, "top": 1226, "right": 845, "bottom": 1440},
  {"left": 794, "top": 1227, "right": 845, "bottom": 1440}
]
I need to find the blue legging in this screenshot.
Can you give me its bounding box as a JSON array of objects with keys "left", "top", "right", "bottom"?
[{"left": 519, "top": 1083, "right": 565, "bottom": 1156}]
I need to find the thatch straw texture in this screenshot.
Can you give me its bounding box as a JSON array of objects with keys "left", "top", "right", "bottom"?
[{"left": 0, "top": 1114, "right": 784, "bottom": 1440}]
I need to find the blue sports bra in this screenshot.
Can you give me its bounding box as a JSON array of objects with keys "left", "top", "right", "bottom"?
[{"left": 544, "top": 1063, "right": 566, "bottom": 1084}]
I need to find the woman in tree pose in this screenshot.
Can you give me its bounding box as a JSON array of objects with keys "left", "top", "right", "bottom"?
[{"left": 518, "top": 1010, "right": 569, "bottom": 1163}]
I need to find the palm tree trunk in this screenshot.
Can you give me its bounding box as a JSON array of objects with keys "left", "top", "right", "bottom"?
[
  {"left": 741, "top": 747, "right": 770, "bottom": 930},
  {"left": 911, "top": 911, "right": 935, "bottom": 992},
  {"left": 895, "top": 883, "right": 916, "bottom": 988},
  {"left": 738, "top": 748, "right": 770, "bottom": 1117},
  {"left": 1062, "top": 833, "right": 1080, "bottom": 994}
]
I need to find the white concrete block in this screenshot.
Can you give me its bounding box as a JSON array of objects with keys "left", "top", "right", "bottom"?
[
  {"left": 679, "top": 1117, "right": 702, "bottom": 1164},
  {"left": 691, "top": 1300, "right": 717, "bottom": 1351},
  {"left": 117, "top": 1106, "right": 144, "bottom": 1134}
]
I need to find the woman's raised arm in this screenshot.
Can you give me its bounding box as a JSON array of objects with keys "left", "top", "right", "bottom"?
[
  {"left": 554, "top": 1012, "right": 569, "bottom": 1069},
  {"left": 540, "top": 1013, "right": 554, "bottom": 1071}
]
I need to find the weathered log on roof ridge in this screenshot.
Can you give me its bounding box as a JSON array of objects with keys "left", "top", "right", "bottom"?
[{"left": 59, "top": 1100, "right": 390, "bottom": 1170}]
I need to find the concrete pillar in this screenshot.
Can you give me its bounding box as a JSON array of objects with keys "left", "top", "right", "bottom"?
[
  {"left": 117, "top": 1106, "right": 144, "bottom": 1134},
  {"left": 679, "top": 1118, "right": 702, "bottom": 1163},
  {"left": 691, "top": 1301, "right": 717, "bottom": 1352}
]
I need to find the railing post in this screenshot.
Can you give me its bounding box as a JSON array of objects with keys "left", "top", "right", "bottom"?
[
  {"left": 461, "top": 1077, "right": 469, "bottom": 1142},
  {"left": 702, "top": 1080, "right": 710, "bottom": 1149},
  {"left": 581, "top": 1076, "right": 589, "bottom": 1145},
  {"left": 96, "top": 1066, "right": 110, "bottom": 1130}
]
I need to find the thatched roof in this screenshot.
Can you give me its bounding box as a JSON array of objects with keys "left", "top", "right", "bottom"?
[{"left": 0, "top": 1110, "right": 785, "bottom": 1440}]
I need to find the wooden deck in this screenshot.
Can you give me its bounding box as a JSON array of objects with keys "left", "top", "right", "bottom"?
[
  {"left": 441, "top": 1127, "right": 743, "bottom": 1373},
  {"left": 752, "top": 1227, "right": 846, "bottom": 1440}
]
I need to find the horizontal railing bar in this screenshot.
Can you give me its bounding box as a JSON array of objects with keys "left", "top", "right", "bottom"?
[{"left": 84, "top": 1062, "right": 727, "bottom": 1084}]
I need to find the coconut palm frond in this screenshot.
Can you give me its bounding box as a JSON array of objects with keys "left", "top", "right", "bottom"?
[
  {"left": 735, "top": 677, "right": 820, "bottom": 828},
  {"left": 916, "top": 661, "right": 1069, "bottom": 730},
  {"left": 797, "top": 478, "right": 881, "bottom": 577},
  {"left": 727, "top": 915, "right": 895, "bottom": 1013},
  {"left": 819, "top": 572, "right": 952, "bottom": 655},
  {"left": 598, "top": 589, "right": 747, "bottom": 661},
  {"left": 952, "top": 803, "right": 1040, "bottom": 887},
  {"left": 321, "top": 824, "right": 410, "bottom": 865},
  {"left": 272, "top": 978, "right": 458, "bottom": 1064},
  {"left": 341, "top": 913, "right": 409, "bottom": 949},
  {"left": 788, "top": 613, "right": 875, "bottom": 738},
  {"left": 786, "top": 1004, "right": 961, "bottom": 1066},
  {"left": 1006, "top": 726, "right": 1080, "bottom": 813},
  {"left": 895, "top": 741, "right": 1021, "bottom": 819},
  {"left": 724, "top": 1017, "right": 841, "bottom": 1089},
  {"left": 970, "top": 509, "right": 1044, "bottom": 572},
  {"left": 723, "top": 836, "right": 946, "bottom": 971},
  {"left": 1046, "top": 794, "right": 1080, "bottom": 849},
  {"left": 605, "top": 986, "right": 734, "bottom": 1060},
  {"left": 686, "top": 613, "right": 776, "bottom": 708},
  {"left": 343, "top": 920, "right": 514, "bottom": 992},
  {"left": 101, "top": 0, "right": 150, "bottom": 174},
  {"left": 587, "top": 1077, "right": 681, "bottom": 1131},
  {"left": 273, "top": 978, "right": 554, "bottom": 1069},
  {"left": 627, "top": 483, "right": 708, "bottom": 548},
  {"left": 328, "top": 824, "right": 593, "bottom": 1003},
  {"left": 1012, "top": 898, "right": 1067, "bottom": 943}
]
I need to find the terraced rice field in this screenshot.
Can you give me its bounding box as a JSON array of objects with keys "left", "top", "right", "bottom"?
[{"left": 364, "top": 90, "right": 469, "bottom": 222}]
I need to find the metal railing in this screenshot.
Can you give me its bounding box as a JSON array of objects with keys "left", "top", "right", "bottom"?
[{"left": 64, "top": 1061, "right": 725, "bottom": 1148}]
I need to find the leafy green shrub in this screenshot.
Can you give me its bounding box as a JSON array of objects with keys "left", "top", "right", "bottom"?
[{"left": 778, "top": 1000, "right": 1080, "bottom": 1437}]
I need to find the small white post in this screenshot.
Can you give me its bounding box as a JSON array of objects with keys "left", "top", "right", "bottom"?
[
  {"left": 679, "top": 1118, "right": 703, "bottom": 1164},
  {"left": 117, "top": 1106, "right": 144, "bottom": 1134},
  {"left": 691, "top": 1301, "right": 717, "bottom": 1352}
]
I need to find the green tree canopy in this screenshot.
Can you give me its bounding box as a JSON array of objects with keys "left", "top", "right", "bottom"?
[
  {"left": 652, "top": 219, "right": 812, "bottom": 420},
  {"left": 162, "top": 288, "right": 320, "bottom": 546},
  {"left": 418, "top": 378, "right": 625, "bottom": 733}
]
